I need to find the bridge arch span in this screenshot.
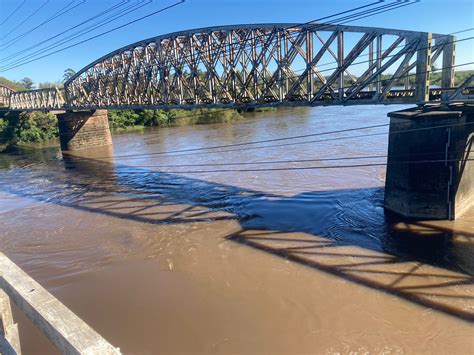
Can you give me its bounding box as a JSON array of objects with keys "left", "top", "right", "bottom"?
[{"left": 63, "top": 23, "right": 456, "bottom": 110}]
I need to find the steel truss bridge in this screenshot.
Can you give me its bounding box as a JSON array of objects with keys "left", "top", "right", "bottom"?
[{"left": 1, "top": 23, "right": 473, "bottom": 111}]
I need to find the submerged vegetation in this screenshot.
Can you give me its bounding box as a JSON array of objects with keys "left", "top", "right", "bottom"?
[
  {"left": 108, "top": 108, "right": 242, "bottom": 131},
  {"left": 0, "top": 111, "right": 59, "bottom": 149},
  {"left": 0, "top": 108, "right": 245, "bottom": 151}
]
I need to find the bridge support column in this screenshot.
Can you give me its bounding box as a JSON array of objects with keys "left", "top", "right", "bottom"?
[
  {"left": 56, "top": 110, "right": 112, "bottom": 152},
  {"left": 384, "top": 104, "right": 474, "bottom": 220}
]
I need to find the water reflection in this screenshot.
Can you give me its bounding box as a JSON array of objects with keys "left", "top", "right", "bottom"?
[{"left": 1, "top": 147, "right": 473, "bottom": 323}]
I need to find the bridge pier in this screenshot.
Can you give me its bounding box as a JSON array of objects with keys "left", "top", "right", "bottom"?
[
  {"left": 56, "top": 110, "right": 112, "bottom": 152},
  {"left": 384, "top": 104, "right": 474, "bottom": 220}
]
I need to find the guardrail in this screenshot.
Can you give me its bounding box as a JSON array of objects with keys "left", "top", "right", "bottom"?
[{"left": 0, "top": 253, "right": 120, "bottom": 354}]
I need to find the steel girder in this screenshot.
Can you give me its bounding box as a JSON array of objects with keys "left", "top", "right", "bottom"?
[{"left": 8, "top": 24, "right": 461, "bottom": 110}]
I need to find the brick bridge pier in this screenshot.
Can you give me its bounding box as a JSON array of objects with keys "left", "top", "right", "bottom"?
[{"left": 56, "top": 110, "right": 112, "bottom": 151}]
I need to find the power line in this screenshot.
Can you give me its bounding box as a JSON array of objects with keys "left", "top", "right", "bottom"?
[
  {"left": 57, "top": 57, "right": 474, "bottom": 151},
  {"left": 0, "top": 0, "right": 129, "bottom": 63},
  {"left": 106, "top": 157, "right": 474, "bottom": 175},
  {"left": 99, "top": 149, "right": 457, "bottom": 169},
  {"left": 0, "top": 0, "right": 385, "bottom": 68},
  {"left": 59, "top": 0, "right": 418, "bottom": 83},
  {"left": 0, "top": 0, "right": 409, "bottom": 72},
  {"left": 2, "top": 0, "right": 390, "bottom": 67},
  {"left": 0, "top": 0, "right": 186, "bottom": 72},
  {"left": 0, "top": 0, "right": 153, "bottom": 67},
  {"left": 62, "top": 116, "right": 474, "bottom": 161},
  {"left": 0, "top": 0, "right": 50, "bottom": 41},
  {"left": 118, "top": 123, "right": 392, "bottom": 155},
  {"left": 0, "top": 0, "right": 27, "bottom": 26},
  {"left": 123, "top": 35, "right": 474, "bottom": 95},
  {"left": 0, "top": 0, "right": 85, "bottom": 50}
]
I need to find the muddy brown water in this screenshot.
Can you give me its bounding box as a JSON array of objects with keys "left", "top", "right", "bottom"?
[{"left": 0, "top": 106, "right": 473, "bottom": 354}]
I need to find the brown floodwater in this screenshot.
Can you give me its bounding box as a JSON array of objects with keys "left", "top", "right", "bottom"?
[{"left": 0, "top": 105, "right": 473, "bottom": 354}]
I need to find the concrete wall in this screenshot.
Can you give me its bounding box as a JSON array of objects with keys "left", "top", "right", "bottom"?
[
  {"left": 57, "top": 110, "right": 112, "bottom": 151},
  {"left": 384, "top": 104, "right": 474, "bottom": 220}
]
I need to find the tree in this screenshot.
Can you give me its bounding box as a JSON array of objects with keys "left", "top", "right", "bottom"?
[
  {"left": 19, "top": 77, "right": 34, "bottom": 90},
  {"left": 38, "top": 81, "right": 63, "bottom": 89},
  {"left": 63, "top": 68, "right": 76, "bottom": 83}
]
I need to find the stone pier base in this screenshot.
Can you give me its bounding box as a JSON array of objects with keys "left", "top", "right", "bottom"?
[
  {"left": 57, "top": 110, "right": 112, "bottom": 151},
  {"left": 384, "top": 104, "right": 474, "bottom": 220}
]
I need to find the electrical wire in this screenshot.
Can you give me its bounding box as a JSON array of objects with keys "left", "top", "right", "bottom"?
[
  {"left": 0, "top": 0, "right": 50, "bottom": 41},
  {"left": 0, "top": 0, "right": 410, "bottom": 72},
  {"left": 0, "top": 0, "right": 386, "bottom": 66},
  {"left": 0, "top": 0, "right": 186, "bottom": 72},
  {"left": 58, "top": 0, "right": 418, "bottom": 83},
  {"left": 106, "top": 157, "right": 474, "bottom": 175},
  {"left": 59, "top": 115, "right": 474, "bottom": 161},
  {"left": 0, "top": 0, "right": 130, "bottom": 63},
  {"left": 0, "top": 0, "right": 27, "bottom": 26},
  {"left": 0, "top": 0, "right": 153, "bottom": 67},
  {"left": 0, "top": 0, "right": 85, "bottom": 49}
]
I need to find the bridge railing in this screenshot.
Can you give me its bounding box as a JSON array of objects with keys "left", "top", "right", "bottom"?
[
  {"left": 0, "top": 252, "right": 120, "bottom": 354},
  {"left": 9, "top": 87, "right": 66, "bottom": 111}
]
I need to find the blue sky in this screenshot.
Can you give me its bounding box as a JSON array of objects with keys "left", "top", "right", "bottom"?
[{"left": 0, "top": 0, "right": 472, "bottom": 84}]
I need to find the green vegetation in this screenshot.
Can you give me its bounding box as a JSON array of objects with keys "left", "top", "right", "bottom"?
[
  {"left": 108, "top": 108, "right": 242, "bottom": 131},
  {"left": 0, "top": 108, "right": 244, "bottom": 151},
  {"left": 0, "top": 76, "right": 26, "bottom": 91},
  {"left": 0, "top": 111, "right": 59, "bottom": 149},
  {"left": 0, "top": 69, "right": 77, "bottom": 92}
]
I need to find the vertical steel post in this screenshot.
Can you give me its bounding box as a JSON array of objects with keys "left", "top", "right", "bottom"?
[
  {"left": 277, "top": 30, "right": 283, "bottom": 102},
  {"left": 441, "top": 35, "right": 456, "bottom": 100},
  {"left": 415, "top": 32, "right": 432, "bottom": 103},
  {"left": 368, "top": 39, "right": 374, "bottom": 92},
  {"left": 404, "top": 38, "right": 410, "bottom": 90},
  {"left": 376, "top": 34, "right": 382, "bottom": 94},
  {"left": 306, "top": 30, "right": 313, "bottom": 101},
  {"left": 337, "top": 31, "right": 344, "bottom": 100}
]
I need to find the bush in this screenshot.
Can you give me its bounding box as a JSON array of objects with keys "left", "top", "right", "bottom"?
[
  {"left": 107, "top": 108, "right": 242, "bottom": 130},
  {"left": 15, "top": 112, "right": 58, "bottom": 144},
  {"left": 108, "top": 110, "right": 140, "bottom": 129},
  {"left": 0, "top": 111, "right": 58, "bottom": 146}
]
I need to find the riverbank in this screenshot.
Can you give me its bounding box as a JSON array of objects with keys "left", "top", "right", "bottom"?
[{"left": 0, "top": 107, "right": 276, "bottom": 151}]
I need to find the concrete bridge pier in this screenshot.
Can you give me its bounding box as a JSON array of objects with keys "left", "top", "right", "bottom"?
[
  {"left": 56, "top": 110, "right": 112, "bottom": 152},
  {"left": 384, "top": 104, "right": 474, "bottom": 220}
]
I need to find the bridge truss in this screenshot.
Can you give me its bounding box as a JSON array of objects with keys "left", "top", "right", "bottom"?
[
  {"left": 0, "top": 84, "right": 15, "bottom": 108},
  {"left": 4, "top": 23, "right": 471, "bottom": 111}
]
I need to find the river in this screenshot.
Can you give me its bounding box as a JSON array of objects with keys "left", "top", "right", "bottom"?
[{"left": 0, "top": 105, "right": 473, "bottom": 354}]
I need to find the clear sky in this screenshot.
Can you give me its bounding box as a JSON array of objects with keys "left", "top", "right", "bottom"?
[{"left": 0, "top": 0, "right": 472, "bottom": 84}]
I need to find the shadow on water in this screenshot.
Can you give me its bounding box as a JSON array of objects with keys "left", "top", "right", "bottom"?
[{"left": 0, "top": 147, "right": 473, "bottom": 323}]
